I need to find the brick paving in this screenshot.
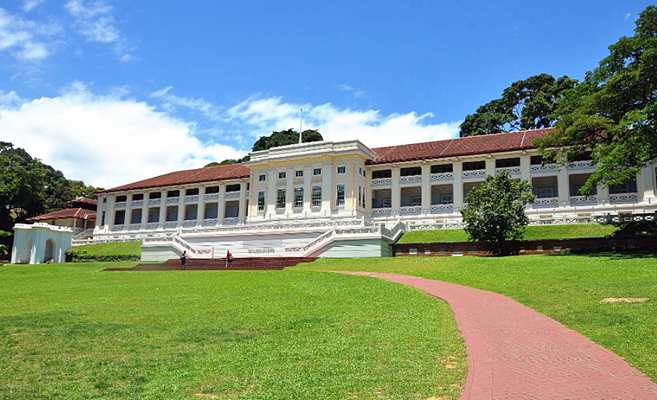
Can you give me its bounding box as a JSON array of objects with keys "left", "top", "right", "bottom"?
[{"left": 338, "top": 271, "right": 657, "bottom": 400}]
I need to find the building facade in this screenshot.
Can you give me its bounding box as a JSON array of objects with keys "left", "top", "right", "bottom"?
[{"left": 90, "top": 129, "right": 657, "bottom": 260}]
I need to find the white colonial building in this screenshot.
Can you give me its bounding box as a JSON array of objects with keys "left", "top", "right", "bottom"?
[{"left": 88, "top": 129, "right": 657, "bottom": 261}]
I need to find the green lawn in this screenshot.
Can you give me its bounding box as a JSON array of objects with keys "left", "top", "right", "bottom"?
[
  {"left": 0, "top": 263, "right": 465, "bottom": 400},
  {"left": 70, "top": 240, "right": 141, "bottom": 260},
  {"left": 298, "top": 254, "right": 657, "bottom": 381},
  {"left": 398, "top": 223, "right": 617, "bottom": 244}
]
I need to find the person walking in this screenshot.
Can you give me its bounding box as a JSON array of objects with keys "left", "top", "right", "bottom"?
[
  {"left": 180, "top": 250, "right": 187, "bottom": 269},
  {"left": 225, "top": 249, "right": 233, "bottom": 269}
]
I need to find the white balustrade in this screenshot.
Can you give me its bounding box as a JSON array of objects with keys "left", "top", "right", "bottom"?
[
  {"left": 182, "top": 220, "right": 197, "bottom": 228},
  {"left": 163, "top": 221, "right": 178, "bottom": 229},
  {"left": 609, "top": 193, "right": 639, "bottom": 204},
  {"left": 165, "top": 197, "right": 179, "bottom": 204},
  {"left": 496, "top": 167, "right": 521, "bottom": 177},
  {"left": 223, "top": 217, "right": 239, "bottom": 225},
  {"left": 530, "top": 163, "right": 560, "bottom": 175},
  {"left": 128, "top": 223, "right": 141, "bottom": 230},
  {"left": 130, "top": 200, "right": 143, "bottom": 207},
  {"left": 202, "top": 218, "right": 218, "bottom": 226},
  {"left": 569, "top": 195, "right": 598, "bottom": 206},
  {"left": 147, "top": 199, "right": 162, "bottom": 206},
  {"left": 114, "top": 201, "right": 127, "bottom": 208},
  {"left": 399, "top": 206, "right": 422, "bottom": 216},
  {"left": 430, "top": 204, "right": 454, "bottom": 214},
  {"left": 399, "top": 175, "right": 422, "bottom": 185},
  {"left": 567, "top": 160, "right": 594, "bottom": 170},
  {"left": 371, "top": 177, "right": 392, "bottom": 187},
  {"left": 371, "top": 208, "right": 392, "bottom": 217},
  {"left": 462, "top": 169, "right": 486, "bottom": 179},
  {"left": 224, "top": 191, "right": 240, "bottom": 200},
  {"left": 430, "top": 172, "right": 453, "bottom": 182},
  {"left": 184, "top": 195, "right": 199, "bottom": 203},
  {"left": 144, "top": 222, "right": 159, "bottom": 229},
  {"left": 203, "top": 193, "right": 219, "bottom": 201},
  {"left": 531, "top": 197, "right": 559, "bottom": 208}
]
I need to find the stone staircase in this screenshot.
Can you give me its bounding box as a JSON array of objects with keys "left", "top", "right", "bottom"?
[{"left": 110, "top": 256, "right": 318, "bottom": 271}]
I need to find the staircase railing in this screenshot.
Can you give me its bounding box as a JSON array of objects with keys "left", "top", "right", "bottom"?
[{"left": 142, "top": 235, "right": 213, "bottom": 258}]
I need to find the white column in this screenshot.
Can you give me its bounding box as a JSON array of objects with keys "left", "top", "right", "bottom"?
[
  {"left": 453, "top": 162, "right": 463, "bottom": 209},
  {"left": 285, "top": 168, "right": 294, "bottom": 215},
  {"left": 176, "top": 191, "right": 185, "bottom": 226},
  {"left": 520, "top": 155, "right": 531, "bottom": 181},
  {"left": 197, "top": 186, "right": 206, "bottom": 226},
  {"left": 558, "top": 167, "right": 570, "bottom": 207},
  {"left": 485, "top": 158, "right": 496, "bottom": 177},
  {"left": 247, "top": 177, "right": 257, "bottom": 220},
  {"left": 391, "top": 167, "right": 400, "bottom": 214},
  {"left": 125, "top": 195, "right": 133, "bottom": 228},
  {"left": 321, "top": 163, "right": 333, "bottom": 216},
  {"left": 107, "top": 196, "right": 116, "bottom": 227},
  {"left": 238, "top": 181, "right": 247, "bottom": 223},
  {"left": 217, "top": 185, "right": 226, "bottom": 225},
  {"left": 266, "top": 170, "right": 277, "bottom": 218},
  {"left": 303, "top": 166, "right": 312, "bottom": 214},
  {"left": 158, "top": 197, "right": 166, "bottom": 228},
  {"left": 140, "top": 192, "right": 149, "bottom": 226},
  {"left": 597, "top": 183, "right": 609, "bottom": 206},
  {"left": 421, "top": 164, "right": 430, "bottom": 214},
  {"left": 95, "top": 196, "right": 104, "bottom": 229},
  {"left": 639, "top": 164, "right": 656, "bottom": 204}
]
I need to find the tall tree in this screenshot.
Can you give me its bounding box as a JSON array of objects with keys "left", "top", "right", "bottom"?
[
  {"left": 0, "top": 142, "right": 97, "bottom": 233},
  {"left": 537, "top": 6, "right": 657, "bottom": 193},
  {"left": 208, "top": 129, "right": 323, "bottom": 167},
  {"left": 461, "top": 172, "right": 535, "bottom": 255},
  {"left": 460, "top": 74, "right": 577, "bottom": 136},
  {"left": 251, "top": 129, "right": 323, "bottom": 151}
]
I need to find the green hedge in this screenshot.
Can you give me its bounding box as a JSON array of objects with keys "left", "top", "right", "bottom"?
[
  {"left": 69, "top": 240, "right": 141, "bottom": 262},
  {"left": 398, "top": 224, "right": 617, "bottom": 244}
]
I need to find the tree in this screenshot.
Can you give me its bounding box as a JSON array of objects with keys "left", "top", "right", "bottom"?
[
  {"left": 461, "top": 172, "right": 535, "bottom": 255},
  {"left": 460, "top": 74, "right": 577, "bottom": 136},
  {"left": 252, "top": 129, "right": 323, "bottom": 151},
  {"left": 0, "top": 141, "right": 97, "bottom": 234},
  {"left": 208, "top": 129, "right": 323, "bottom": 167},
  {"left": 537, "top": 6, "right": 657, "bottom": 193}
]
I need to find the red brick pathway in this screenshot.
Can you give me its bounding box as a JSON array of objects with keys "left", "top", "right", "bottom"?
[{"left": 338, "top": 271, "right": 657, "bottom": 400}]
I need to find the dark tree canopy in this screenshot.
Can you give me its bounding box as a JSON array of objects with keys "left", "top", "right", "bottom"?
[
  {"left": 460, "top": 74, "right": 577, "bottom": 137},
  {"left": 461, "top": 172, "right": 535, "bottom": 255},
  {"left": 537, "top": 6, "right": 657, "bottom": 193},
  {"left": 251, "top": 129, "right": 323, "bottom": 152},
  {"left": 210, "top": 129, "right": 323, "bottom": 167},
  {"left": 0, "top": 141, "right": 98, "bottom": 250}
]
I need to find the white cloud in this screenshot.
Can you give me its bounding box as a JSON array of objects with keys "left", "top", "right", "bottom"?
[
  {"left": 64, "top": 0, "right": 132, "bottom": 61},
  {"left": 0, "top": 8, "right": 54, "bottom": 61},
  {"left": 0, "top": 85, "right": 245, "bottom": 188},
  {"left": 228, "top": 96, "right": 460, "bottom": 147},
  {"left": 22, "top": 0, "right": 44, "bottom": 12},
  {"left": 151, "top": 86, "right": 222, "bottom": 121},
  {"left": 338, "top": 83, "right": 367, "bottom": 99}
]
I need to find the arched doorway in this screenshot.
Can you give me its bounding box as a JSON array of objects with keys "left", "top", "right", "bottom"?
[{"left": 44, "top": 239, "right": 55, "bottom": 263}]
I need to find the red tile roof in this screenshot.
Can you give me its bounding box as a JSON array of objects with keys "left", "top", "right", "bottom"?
[
  {"left": 100, "top": 163, "right": 250, "bottom": 193},
  {"left": 27, "top": 207, "right": 96, "bottom": 222},
  {"left": 100, "top": 129, "right": 550, "bottom": 192},
  {"left": 368, "top": 128, "right": 549, "bottom": 165}
]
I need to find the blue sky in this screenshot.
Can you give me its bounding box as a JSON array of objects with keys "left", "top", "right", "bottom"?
[{"left": 0, "top": 0, "right": 652, "bottom": 187}]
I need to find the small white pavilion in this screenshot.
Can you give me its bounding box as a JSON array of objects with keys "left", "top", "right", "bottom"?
[{"left": 10, "top": 223, "right": 73, "bottom": 264}]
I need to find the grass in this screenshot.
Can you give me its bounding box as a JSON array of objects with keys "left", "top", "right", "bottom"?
[
  {"left": 69, "top": 240, "right": 141, "bottom": 259},
  {"left": 398, "top": 223, "right": 617, "bottom": 244},
  {"left": 298, "top": 254, "right": 657, "bottom": 381},
  {"left": 0, "top": 262, "right": 465, "bottom": 400}
]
